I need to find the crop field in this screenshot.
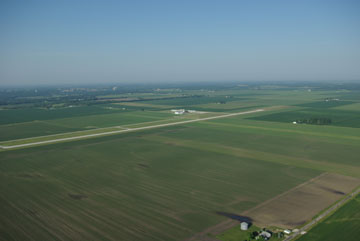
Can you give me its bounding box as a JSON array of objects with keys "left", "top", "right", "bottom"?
[
  {"left": 247, "top": 91, "right": 360, "bottom": 129},
  {"left": 0, "top": 110, "right": 174, "bottom": 141},
  {"left": 333, "top": 102, "right": 360, "bottom": 111},
  {"left": 151, "top": 118, "right": 360, "bottom": 176},
  {"left": 146, "top": 95, "right": 241, "bottom": 106},
  {"left": 250, "top": 108, "right": 360, "bottom": 128},
  {"left": 0, "top": 124, "right": 321, "bottom": 241},
  {"left": 296, "top": 100, "right": 355, "bottom": 108},
  {"left": 297, "top": 193, "right": 360, "bottom": 241},
  {"left": 0, "top": 105, "right": 122, "bottom": 125},
  {"left": 0, "top": 121, "right": 81, "bottom": 142},
  {"left": 0, "top": 86, "right": 360, "bottom": 241},
  {"left": 244, "top": 173, "right": 360, "bottom": 229}
]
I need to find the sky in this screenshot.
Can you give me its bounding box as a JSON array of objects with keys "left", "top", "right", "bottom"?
[{"left": 1, "top": 0, "right": 360, "bottom": 86}]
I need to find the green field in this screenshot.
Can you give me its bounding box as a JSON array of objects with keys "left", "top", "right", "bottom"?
[
  {"left": 0, "top": 105, "right": 122, "bottom": 125},
  {"left": 0, "top": 124, "right": 321, "bottom": 241},
  {"left": 0, "top": 110, "right": 174, "bottom": 141},
  {"left": 250, "top": 104, "right": 360, "bottom": 128},
  {"left": 1, "top": 85, "right": 360, "bottom": 241},
  {"left": 297, "top": 194, "right": 360, "bottom": 241}
]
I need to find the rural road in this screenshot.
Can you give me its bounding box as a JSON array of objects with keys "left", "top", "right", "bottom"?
[
  {"left": 284, "top": 186, "right": 360, "bottom": 241},
  {"left": 0, "top": 109, "right": 264, "bottom": 150}
]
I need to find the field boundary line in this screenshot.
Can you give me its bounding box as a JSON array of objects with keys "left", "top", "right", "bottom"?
[{"left": 0, "top": 109, "right": 264, "bottom": 150}]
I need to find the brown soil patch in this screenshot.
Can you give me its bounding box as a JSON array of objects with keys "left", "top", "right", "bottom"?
[
  {"left": 185, "top": 173, "right": 360, "bottom": 241},
  {"left": 245, "top": 172, "right": 360, "bottom": 229}
]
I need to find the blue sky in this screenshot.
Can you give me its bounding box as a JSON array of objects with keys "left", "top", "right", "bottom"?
[{"left": 1, "top": 0, "right": 359, "bottom": 85}]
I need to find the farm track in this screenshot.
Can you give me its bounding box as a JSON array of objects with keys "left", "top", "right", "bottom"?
[{"left": 0, "top": 109, "right": 264, "bottom": 150}]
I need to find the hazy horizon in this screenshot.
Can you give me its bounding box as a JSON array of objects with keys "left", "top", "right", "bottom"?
[{"left": 1, "top": 0, "right": 360, "bottom": 85}]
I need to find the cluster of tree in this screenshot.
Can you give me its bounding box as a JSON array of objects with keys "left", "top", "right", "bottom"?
[
  {"left": 249, "top": 231, "right": 259, "bottom": 239},
  {"left": 296, "top": 118, "right": 332, "bottom": 125},
  {"left": 0, "top": 86, "right": 204, "bottom": 110}
]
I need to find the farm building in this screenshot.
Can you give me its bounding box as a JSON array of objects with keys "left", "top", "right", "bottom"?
[
  {"left": 170, "top": 109, "right": 199, "bottom": 115},
  {"left": 284, "top": 229, "right": 291, "bottom": 235},
  {"left": 240, "top": 222, "right": 248, "bottom": 230},
  {"left": 174, "top": 110, "right": 184, "bottom": 115},
  {"left": 259, "top": 231, "right": 272, "bottom": 239},
  {"left": 171, "top": 109, "right": 185, "bottom": 115}
]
